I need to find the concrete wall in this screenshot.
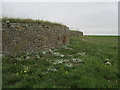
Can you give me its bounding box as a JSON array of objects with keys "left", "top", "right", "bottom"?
[
  {"left": 2, "top": 21, "right": 70, "bottom": 56},
  {"left": 70, "top": 30, "right": 83, "bottom": 37}
]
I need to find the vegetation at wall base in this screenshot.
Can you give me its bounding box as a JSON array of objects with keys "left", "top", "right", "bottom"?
[{"left": 2, "top": 36, "right": 119, "bottom": 88}]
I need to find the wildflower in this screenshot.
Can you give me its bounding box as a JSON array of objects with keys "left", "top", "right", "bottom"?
[
  {"left": 105, "top": 58, "right": 111, "bottom": 65},
  {"left": 42, "top": 51, "right": 47, "bottom": 55},
  {"left": 46, "top": 59, "right": 53, "bottom": 63},
  {"left": 42, "top": 50, "right": 49, "bottom": 55},
  {"left": 16, "top": 57, "right": 22, "bottom": 61},
  {"left": 47, "top": 66, "right": 57, "bottom": 72},
  {"left": 65, "top": 63, "right": 73, "bottom": 68},
  {"left": 36, "top": 54, "right": 40, "bottom": 59},
  {"left": 77, "top": 52, "right": 85, "bottom": 56},
  {"left": 63, "top": 60, "right": 69, "bottom": 63},
  {"left": 53, "top": 60, "right": 64, "bottom": 64},
  {"left": 24, "top": 70, "right": 27, "bottom": 73},
  {"left": 68, "top": 48, "right": 73, "bottom": 51},
  {"left": 60, "top": 55, "right": 64, "bottom": 58},
  {"left": 16, "top": 73, "right": 19, "bottom": 75},
  {"left": 72, "top": 59, "right": 77, "bottom": 62},
  {"left": 23, "top": 66, "right": 30, "bottom": 73},
  {"left": 72, "top": 58, "right": 83, "bottom": 63},
  {"left": 26, "top": 56, "right": 30, "bottom": 60},
  {"left": 105, "top": 61, "right": 111, "bottom": 65},
  {"left": 42, "top": 71, "right": 48, "bottom": 75},
  {"left": 52, "top": 52, "right": 60, "bottom": 56},
  {"left": 62, "top": 45, "right": 73, "bottom": 50},
  {"left": 52, "top": 52, "right": 64, "bottom": 58},
  {"left": 48, "top": 49, "right": 53, "bottom": 53}
]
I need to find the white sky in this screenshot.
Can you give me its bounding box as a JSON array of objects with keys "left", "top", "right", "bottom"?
[
  {"left": 2, "top": 0, "right": 119, "bottom": 2},
  {"left": 2, "top": 1, "right": 118, "bottom": 35}
]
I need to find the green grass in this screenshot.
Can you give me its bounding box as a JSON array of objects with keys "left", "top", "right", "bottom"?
[
  {"left": 2, "top": 36, "right": 119, "bottom": 88},
  {"left": 2, "top": 17, "right": 65, "bottom": 26}
]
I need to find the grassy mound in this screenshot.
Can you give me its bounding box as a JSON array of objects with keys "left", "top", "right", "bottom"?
[{"left": 2, "top": 17, "right": 65, "bottom": 26}]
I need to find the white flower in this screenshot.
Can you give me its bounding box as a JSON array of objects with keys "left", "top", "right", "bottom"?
[
  {"left": 68, "top": 48, "right": 73, "bottom": 50},
  {"left": 72, "top": 58, "right": 83, "bottom": 63},
  {"left": 52, "top": 52, "right": 64, "bottom": 58},
  {"left": 105, "top": 61, "right": 111, "bottom": 65},
  {"left": 53, "top": 59, "right": 69, "bottom": 64},
  {"left": 36, "top": 54, "right": 40, "bottom": 59},
  {"left": 63, "top": 60, "right": 69, "bottom": 62},
  {"left": 16, "top": 57, "right": 22, "bottom": 61},
  {"left": 26, "top": 56, "right": 30, "bottom": 60},
  {"left": 42, "top": 71, "right": 48, "bottom": 75},
  {"left": 48, "top": 49, "right": 53, "bottom": 53},
  {"left": 47, "top": 66, "right": 57, "bottom": 72},
  {"left": 77, "top": 59, "right": 83, "bottom": 63},
  {"left": 65, "top": 63, "right": 73, "bottom": 68},
  {"left": 53, "top": 52, "right": 60, "bottom": 56},
  {"left": 60, "top": 55, "right": 64, "bottom": 58},
  {"left": 53, "top": 60, "right": 64, "bottom": 64},
  {"left": 77, "top": 52, "right": 85, "bottom": 56},
  {"left": 62, "top": 46, "right": 73, "bottom": 50},
  {"left": 46, "top": 59, "right": 53, "bottom": 63},
  {"left": 42, "top": 51, "right": 47, "bottom": 55}
]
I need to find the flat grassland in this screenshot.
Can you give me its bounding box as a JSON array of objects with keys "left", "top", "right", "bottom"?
[{"left": 2, "top": 36, "right": 119, "bottom": 88}]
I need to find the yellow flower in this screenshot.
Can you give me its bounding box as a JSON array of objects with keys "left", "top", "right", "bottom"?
[
  {"left": 16, "top": 73, "right": 19, "bottom": 75},
  {"left": 24, "top": 70, "right": 27, "bottom": 73}
]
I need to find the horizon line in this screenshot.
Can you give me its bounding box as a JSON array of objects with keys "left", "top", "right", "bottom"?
[{"left": 84, "top": 34, "right": 119, "bottom": 36}]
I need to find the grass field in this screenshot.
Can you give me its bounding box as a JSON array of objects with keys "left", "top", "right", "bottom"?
[{"left": 2, "top": 36, "right": 119, "bottom": 88}]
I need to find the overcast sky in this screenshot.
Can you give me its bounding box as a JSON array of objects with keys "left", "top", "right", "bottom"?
[{"left": 2, "top": 2, "right": 118, "bottom": 35}]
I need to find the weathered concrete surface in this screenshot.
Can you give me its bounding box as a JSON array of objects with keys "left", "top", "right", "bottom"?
[
  {"left": 2, "top": 19, "right": 83, "bottom": 56},
  {"left": 2, "top": 21, "right": 70, "bottom": 56},
  {"left": 70, "top": 30, "right": 83, "bottom": 37}
]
